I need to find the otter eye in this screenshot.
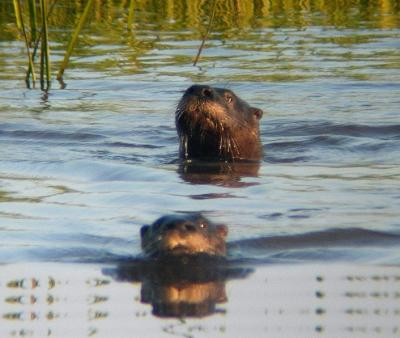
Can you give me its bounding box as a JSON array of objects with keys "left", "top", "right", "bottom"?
[
  {"left": 199, "top": 222, "right": 208, "bottom": 229},
  {"left": 225, "top": 93, "right": 233, "bottom": 103}
]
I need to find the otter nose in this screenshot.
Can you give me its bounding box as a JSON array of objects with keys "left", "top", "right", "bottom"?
[
  {"left": 186, "top": 85, "right": 214, "bottom": 99},
  {"left": 200, "top": 86, "right": 213, "bottom": 98}
]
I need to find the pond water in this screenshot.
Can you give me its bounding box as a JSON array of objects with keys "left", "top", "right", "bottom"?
[{"left": 0, "top": 0, "right": 400, "bottom": 337}]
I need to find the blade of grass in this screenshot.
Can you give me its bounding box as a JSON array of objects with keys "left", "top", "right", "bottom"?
[
  {"left": 127, "top": 0, "right": 134, "bottom": 31},
  {"left": 12, "top": 0, "right": 22, "bottom": 30},
  {"left": 30, "top": 0, "right": 57, "bottom": 61},
  {"left": 28, "top": 0, "right": 37, "bottom": 43},
  {"left": 13, "top": 0, "right": 36, "bottom": 87},
  {"left": 56, "top": 0, "right": 95, "bottom": 82},
  {"left": 39, "top": 0, "right": 51, "bottom": 90},
  {"left": 193, "top": 0, "right": 218, "bottom": 66}
]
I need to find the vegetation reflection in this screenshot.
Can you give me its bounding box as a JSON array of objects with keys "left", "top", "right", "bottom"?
[{"left": 1, "top": 0, "right": 399, "bottom": 89}]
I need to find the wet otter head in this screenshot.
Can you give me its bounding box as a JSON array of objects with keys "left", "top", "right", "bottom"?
[
  {"left": 140, "top": 214, "right": 228, "bottom": 257},
  {"left": 175, "top": 85, "right": 263, "bottom": 161}
]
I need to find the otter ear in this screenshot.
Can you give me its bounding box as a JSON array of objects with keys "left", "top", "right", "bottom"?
[
  {"left": 140, "top": 225, "right": 150, "bottom": 238},
  {"left": 251, "top": 107, "right": 263, "bottom": 120},
  {"left": 216, "top": 224, "right": 228, "bottom": 238}
]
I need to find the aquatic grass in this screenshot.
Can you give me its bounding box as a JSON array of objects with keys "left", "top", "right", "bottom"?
[
  {"left": 12, "top": 0, "right": 22, "bottom": 30},
  {"left": 6, "top": 0, "right": 400, "bottom": 88},
  {"left": 12, "top": 0, "right": 95, "bottom": 89},
  {"left": 13, "top": 0, "right": 37, "bottom": 87},
  {"left": 127, "top": 0, "right": 135, "bottom": 31},
  {"left": 193, "top": 0, "right": 218, "bottom": 66},
  {"left": 12, "top": 0, "right": 52, "bottom": 89},
  {"left": 39, "top": 0, "right": 51, "bottom": 90},
  {"left": 56, "top": 0, "right": 95, "bottom": 85},
  {"left": 28, "top": 0, "right": 37, "bottom": 43}
]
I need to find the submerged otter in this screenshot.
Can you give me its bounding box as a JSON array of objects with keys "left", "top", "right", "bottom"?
[
  {"left": 111, "top": 214, "right": 248, "bottom": 318},
  {"left": 175, "top": 85, "right": 263, "bottom": 161},
  {"left": 141, "top": 213, "right": 400, "bottom": 260},
  {"left": 140, "top": 213, "right": 228, "bottom": 257}
]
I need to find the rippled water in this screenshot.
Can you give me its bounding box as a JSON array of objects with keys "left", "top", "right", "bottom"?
[
  {"left": 1, "top": 263, "right": 399, "bottom": 338},
  {"left": 1, "top": 0, "right": 400, "bottom": 336},
  {"left": 1, "top": 69, "right": 399, "bottom": 263}
]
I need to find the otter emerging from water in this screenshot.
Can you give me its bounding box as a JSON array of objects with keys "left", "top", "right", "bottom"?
[
  {"left": 140, "top": 213, "right": 400, "bottom": 260},
  {"left": 140, "top": 213, "right": 228, "bottom": 257},
  {"left": 175, "top": 85, "right": 263, "bottom": 161}
]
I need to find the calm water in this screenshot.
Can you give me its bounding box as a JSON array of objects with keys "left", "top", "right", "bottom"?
[{"left": 1, "top": 0, "right": 400, "bottom": 336}]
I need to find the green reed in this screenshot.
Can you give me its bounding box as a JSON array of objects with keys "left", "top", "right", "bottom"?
[
  {"left": 12, "top": 0, "right": 95, "bottom": 90},
  {"left": 27, "top": 0, "right": 37, "bottom": 43},
  {"left": 56, "top": 0, "right": 95, "bottom": 84},
  {"left": 193, "top": 0, "right": 217, "bottom": 66},
  {"left": 12, "top": 0, "right": 50, "bottom": 89},
  {"left": 9, "top": 0, "right": 397, "bottom": 89},
  {"left": 39, "top": 0, "right": 50, "bottom": 90},
  {"left": 13, "top": 0, "right": 37, "bottom": 87},
  {"left": 12, "top": 0, "right": 22, "bottom": 30},
  {"left": 127, "top": 0, "right": 135, "bottom": 31}
]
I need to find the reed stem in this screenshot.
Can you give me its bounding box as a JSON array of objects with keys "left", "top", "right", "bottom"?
[
  {"left": 193, "top": 0, "right": 218, "bottom": 66},
  {"left": 127, "top": 0, "right": 135, "bottom": 31},
  {"left": 12, "top": 0, "right": 22, "bottom": 30},
  {"left": 39, "top": 0, "right": 51, "bottom": 90},
  {"left": 57, "top": 0, "right": 95, "bottom": 82},
  {"left": 28, "top": 0, "right": 37, "bottom": 43},
  {"left": 13, "top": 0, "right": 37, "bottom": 87},
  {"left": 30, "top": 0, "right": 57, "bottom": 62}
]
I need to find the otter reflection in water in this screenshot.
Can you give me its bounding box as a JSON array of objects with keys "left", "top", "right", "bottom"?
[
  {"left": 179, "top": 159, "right": 261, "bottom": 187},
  {"left": 104, "top": 213, "right": 400, "bottom": 318},
  {"left": 105, "top": 214, "right": 252, "bottom": 318}
]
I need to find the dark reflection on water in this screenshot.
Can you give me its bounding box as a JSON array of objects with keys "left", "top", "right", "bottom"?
[
  {"left": 178, "top": 160, "right": 261, "bottom": 187},
  {"left": 104, "top": 255, "right": 252, "bottom": 318}
]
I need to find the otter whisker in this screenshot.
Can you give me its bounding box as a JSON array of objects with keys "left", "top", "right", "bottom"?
[{"left": 175, "top": 85, "right": 263, "bottom": 161}]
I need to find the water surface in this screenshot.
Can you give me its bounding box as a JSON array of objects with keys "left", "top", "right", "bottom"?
[{"left": 0, "top": 0, "right": 400, "bottom": 336}]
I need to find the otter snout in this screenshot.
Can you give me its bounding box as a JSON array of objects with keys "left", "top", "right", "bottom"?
[
  {"left": 140, "top": 214, "right": 228, "bottom": 257},
  {"left": 184, "top": 85, "right": 215, "bottom": 99}
]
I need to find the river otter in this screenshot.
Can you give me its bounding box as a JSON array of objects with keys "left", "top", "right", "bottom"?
[
  {"left": 141, "top": 213, "right": 400, "bottom": 259},
  {"left": 175, "top": 85, "right": 263, "bottom": 161},
  {"left": 110, "top": 214, "right": 249, "bottom": 318},
  {"left": 140, "top": 213, "right": 228, "bottom": 257}
]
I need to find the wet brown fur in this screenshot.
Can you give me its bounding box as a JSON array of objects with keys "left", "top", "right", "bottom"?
[
  {"left": 140, "top": 214, "right": 228, "bottom": 257},
  {"left": 175, "top": 85, "right": 263, "bottom": 161}
]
